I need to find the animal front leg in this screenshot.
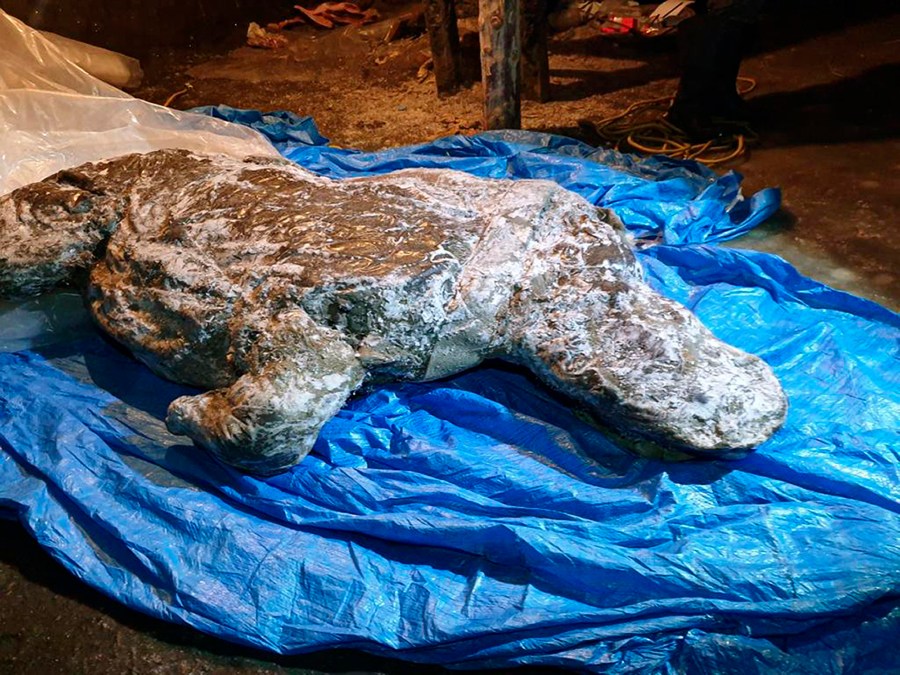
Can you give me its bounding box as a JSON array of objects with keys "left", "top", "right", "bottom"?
[
  {"left": 507, "top": 270, "right": 787, "bottom": 455},
  {"left": 166, "top": 310, "right": 365, "bottom": 474}
]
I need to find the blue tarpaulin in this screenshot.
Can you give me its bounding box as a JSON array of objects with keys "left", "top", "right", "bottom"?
[{"left": 1, "top": 109, "right": 898, "bottom": 673}]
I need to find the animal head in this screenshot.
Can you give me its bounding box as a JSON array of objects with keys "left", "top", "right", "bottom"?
[{"left": 0, "top": 168, "right": 122, "bottom": 298}]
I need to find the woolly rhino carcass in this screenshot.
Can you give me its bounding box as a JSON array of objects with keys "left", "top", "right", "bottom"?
[{"left": 0, "top": 149, "right": 787, "bottom": 473}]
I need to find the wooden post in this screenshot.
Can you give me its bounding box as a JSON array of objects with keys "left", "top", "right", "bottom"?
[
  {"left": 521, "top": 0, "right": 550, "bottom": 102},
  {"left": 424, "top": 0, "right": 461, "bottom": 96},
  {"left": 479, "top": 0, "right": 521, "bottom": 130}
]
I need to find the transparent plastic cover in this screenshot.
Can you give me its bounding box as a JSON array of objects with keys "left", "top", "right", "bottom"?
[{"left": 0, "top": 9, "right": 279, "bottom": 197}]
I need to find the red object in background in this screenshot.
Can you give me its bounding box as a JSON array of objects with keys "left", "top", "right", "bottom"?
[{"left": 601, "top": 16, "right": 637, "bottom": 34}]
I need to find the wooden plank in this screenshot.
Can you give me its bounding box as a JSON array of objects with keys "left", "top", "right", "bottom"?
[
  {"left": 479, "top": 0, "right": 521, "bottom": 129},
  {"left": 424, "top": 0, "right": 461, "bottom": 96},
  {"left": 521, "top": 0, "right": 550, "bottom": 102}
]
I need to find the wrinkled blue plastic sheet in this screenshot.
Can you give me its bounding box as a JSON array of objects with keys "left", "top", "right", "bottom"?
[{"left": 1, "top": 110, "right": 899, "bottom": 673}]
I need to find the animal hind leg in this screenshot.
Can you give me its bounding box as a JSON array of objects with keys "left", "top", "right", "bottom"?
[{"left": 506, "top": 268, "right": 787, "bottom": 454}]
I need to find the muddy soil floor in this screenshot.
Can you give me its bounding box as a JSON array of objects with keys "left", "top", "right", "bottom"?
[{"left": 1, "top": 2, "right": 899, "bottom": 674}]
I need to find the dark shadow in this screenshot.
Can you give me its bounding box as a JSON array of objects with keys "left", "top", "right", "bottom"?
[
  {"left": 545, "top": 29, "right": 680, "bottom": 101},
  {"left": 458, "top": 30, "right": 484, "bottom": 86},
  {"left": 548, "top": 65, "right": 675, "bottom": 101},
  {"left": 460, "top": 360, "right": 739, "bottom": 486},
  {"left": 748, "top": 63, "right": 900, "bottom": 147},
  {"left": 526, "top": 121, "right": 607, "bottom": 147},
  {"left": 732, "top": 207, "right": 799, "bottom": 241},
  {"left": 551, "top": 30, "right": 679, "bottom": 60},
  {"left": 33, "top": 333, "right": 197, "bottom": 422},
  {"left": 82, "top": 339, "right": 199, "bottom": 421},
  {"left": 750, "top": 0, "right": 900, "bottom": 57}
]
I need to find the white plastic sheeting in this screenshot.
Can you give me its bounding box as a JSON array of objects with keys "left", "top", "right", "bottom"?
[
  {"left": 38, "top": 29, "right": 144, "bottom": 89},
  {"left": 0, "top": 9, "right": 278, "bottom": 197}
]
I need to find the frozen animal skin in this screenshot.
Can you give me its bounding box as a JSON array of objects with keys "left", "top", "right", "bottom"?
[{"left": 0, "top": 150, "right": 787, "bottom": 473}]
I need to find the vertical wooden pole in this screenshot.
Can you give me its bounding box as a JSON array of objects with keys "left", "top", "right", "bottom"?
[
  {"left": 424, "top": 0, "right": 461, "bottom": 96},
  {"left": 479, "top": 0, "right": 521, "bottom": 130},
  {"left": 521, "top": 0, "right": 550, "bottom": 102}
]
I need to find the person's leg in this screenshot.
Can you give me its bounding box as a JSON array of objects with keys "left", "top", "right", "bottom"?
[{"left": 668, "top": 0, "right": 765, "bottom": 138}]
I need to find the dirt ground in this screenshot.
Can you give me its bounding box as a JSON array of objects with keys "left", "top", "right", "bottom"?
[
  {"left": 1, "top": 2, "right": 899, "bottom": 674},
  {"left": 134, "top": 2, "right": 680, "bottom": 152}
]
